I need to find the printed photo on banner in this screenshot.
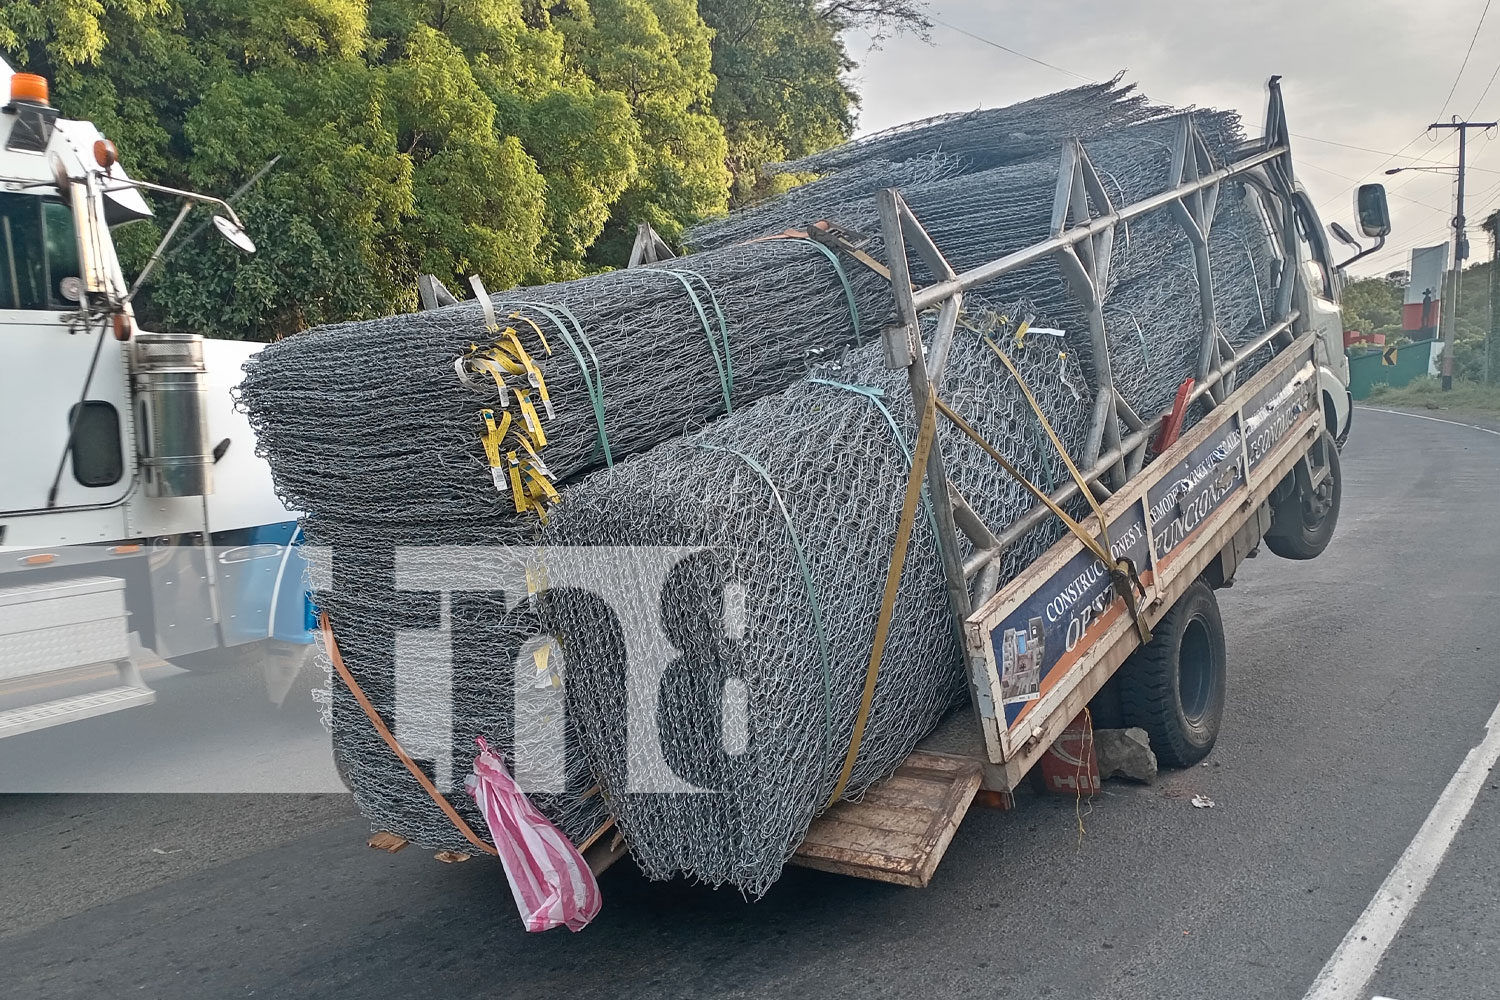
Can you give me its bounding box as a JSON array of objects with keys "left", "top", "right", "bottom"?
[{"left": 1000, "top": 616, "right": 1046, "bottom": 706}]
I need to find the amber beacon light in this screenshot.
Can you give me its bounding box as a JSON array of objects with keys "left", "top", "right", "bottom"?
[{"left": 10, "top": 73, "right": 49, "bottom": 106}]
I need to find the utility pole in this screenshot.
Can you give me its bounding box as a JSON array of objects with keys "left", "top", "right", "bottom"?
[
  {"left": 1428, "top": 118, "right": 1498, "bottom": 390},
  {"left": 1486, "top": 209, "right": 1500, "bottom": 387}
]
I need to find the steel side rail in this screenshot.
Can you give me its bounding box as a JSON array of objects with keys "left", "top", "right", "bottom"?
[
  {"left": 908, "top": 143, "right": 1287, "bottom": 313},
  {"left": 958, "top": 332, "right": 1322, "bottom": 776},
  {"left": 965, "top": 310, "right": 1301, "bottom": 577}
]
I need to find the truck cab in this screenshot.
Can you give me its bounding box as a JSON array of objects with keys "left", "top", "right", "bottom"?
[
  {"left": 0, "top": 62, "right": 313, "bottom": 737},
  {"left": 1239, "top": 97, "right": 1391, "bottom": 449}
]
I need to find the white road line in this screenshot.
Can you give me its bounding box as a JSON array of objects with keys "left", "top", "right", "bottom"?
[
  {"left": 1302, "top": 698, "right": 1500, "bottom": 1000},
  {"left": 1357, "top": 405, "right": 1500, "bottom": 438}
]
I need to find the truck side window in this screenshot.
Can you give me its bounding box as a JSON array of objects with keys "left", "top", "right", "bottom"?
[
  {"left": 0, "top": 193, "right": 80, "bottom": 310},
  {"left": 1292, "top": 193, "right": 1335, "bottom": 300},
  {"left": 68, "top": 400, "right": 124, "bottom": 487},
  {"left": 43, "top": 200, "right": 81, "bottom": 295}
]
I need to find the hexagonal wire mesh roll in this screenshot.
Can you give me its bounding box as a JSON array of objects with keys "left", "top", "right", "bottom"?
[
  {"left": 236, "top": 84, "right": 1279, "bottom": 883},
  {"left": 538, "top": 306, "right": 1091, "bottom": 896}
]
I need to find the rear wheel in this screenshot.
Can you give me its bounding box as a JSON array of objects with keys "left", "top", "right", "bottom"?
[
  {"left": 1117, "top": 580, "right": 1227, "bottom": 767},
  {"left": 1265, "top": 429, "right": 1341, "bottom": 561}
]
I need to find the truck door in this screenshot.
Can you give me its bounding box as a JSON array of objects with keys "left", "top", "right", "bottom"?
[
  {"left": 0, "top": 191, "right": 134, "bottom": 518},
  {"left": 1289, "top": 191, "right": 1352, "bottom": 437}
]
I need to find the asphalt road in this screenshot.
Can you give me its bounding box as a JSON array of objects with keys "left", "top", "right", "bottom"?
[{"left": 3, "top": 406, "right": 1498, "bottom": 1000}]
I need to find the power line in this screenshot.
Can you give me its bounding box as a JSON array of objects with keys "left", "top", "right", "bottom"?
[
  {"left": 1353, "top": 210, "right": 1500, "bottom": 271},
  {"left": 1328, "top": 0, "right": 1498, "bottom": 215},
  {"left": 1437, "top": 0, "right": 1494, "bottom": 120},
  {"left": 1291, "top": 132, "right": 1500, "bottom": 174},
  {"left": 1468, "top": 60, "right": 1500, "bottom": 118},
  {"left": 929, "top": 17, "right": 1094, "bottom": 83},
  {"left": 1314, "top": 129, "right": 1434, "bottom": 214}
]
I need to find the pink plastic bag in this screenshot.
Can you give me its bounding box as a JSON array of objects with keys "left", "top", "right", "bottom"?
[{"left": 464, "top": 737, "right": 602, "bottom": 932}]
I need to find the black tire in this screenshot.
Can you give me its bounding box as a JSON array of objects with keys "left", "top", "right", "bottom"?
[
  {"left": 1117, "top": 580, "right": 1227, "bottom": 767},
  {"left": 1265, "top": 430, "right": 1341, "bottom": 561}
]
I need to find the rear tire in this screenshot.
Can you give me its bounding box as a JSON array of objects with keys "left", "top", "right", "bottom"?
[
  {"left": 1265, "top": 430, "right": 1341, "bottom": 561},
  {"left": 1117, "top": 580, "right": 1226, "bottom": 767}
]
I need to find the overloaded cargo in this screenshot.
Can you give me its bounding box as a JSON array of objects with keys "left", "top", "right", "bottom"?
[{"left": 237, "top": 79, "right": 1282, "bottom": 895}]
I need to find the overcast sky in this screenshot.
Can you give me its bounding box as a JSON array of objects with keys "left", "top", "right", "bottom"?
[{"left": 846, "top": 0, "right": 1500, "bottom": 277}]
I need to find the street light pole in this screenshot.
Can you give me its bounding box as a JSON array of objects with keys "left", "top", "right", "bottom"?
[{"left": 1427, "top": 118, "right": 1498, "bottom": 389}]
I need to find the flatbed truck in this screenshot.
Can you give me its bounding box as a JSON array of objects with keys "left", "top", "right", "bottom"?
[{"left": 574, "top": 77, "right": 1389, "bottom": 886}]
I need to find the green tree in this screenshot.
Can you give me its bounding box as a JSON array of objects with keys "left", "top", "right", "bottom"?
[
  {"left": 0, "top": 0, "right": 166, "bottom": 68},
  {"left": 1340, "top": 276, "right": 1404, "bottom": 342},
  {"left": 572, "top": 0, "right": 730, "bottom": 262},
  {"left": 700, "top": 0, "right": 853, "bottom": 205},
  {"left": 697, "top": 0, "right": 930, "bottom": 206},
  {"left": 3, "top": 0, "right": 882, "bottom": 337}
]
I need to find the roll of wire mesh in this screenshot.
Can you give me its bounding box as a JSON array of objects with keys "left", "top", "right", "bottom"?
[{"left": 238, "top": 83, "right": 1277, "bottom": 889}]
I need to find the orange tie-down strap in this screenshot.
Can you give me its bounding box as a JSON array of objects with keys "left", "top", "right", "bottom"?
[{"left": 320, "top": 612, "right": 498, "bottom": 856}]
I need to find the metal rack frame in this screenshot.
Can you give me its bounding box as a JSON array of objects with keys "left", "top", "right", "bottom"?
[{"left": 875, "top": 78, "right": 1314, "bottom": 623}]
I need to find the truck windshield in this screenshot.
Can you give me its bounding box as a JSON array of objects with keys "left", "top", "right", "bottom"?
[{"left": 0, "top": 192, "right": 80, "bottom": 310}]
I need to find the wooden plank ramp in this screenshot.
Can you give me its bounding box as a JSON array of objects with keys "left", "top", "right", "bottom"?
[{"left": 790, "top": 751, "right": 982, "bottom": 887}]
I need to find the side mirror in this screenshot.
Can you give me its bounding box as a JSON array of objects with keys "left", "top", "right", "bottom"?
[
  {"left": 1356, "top": 184, "right": 1391, "bottom": 239},
  {"left": 1329, "top": 221, "right": 1361, "bottom": 250},
  {"left": 212, "top": 214, "right": 256, "bottom": 254}
]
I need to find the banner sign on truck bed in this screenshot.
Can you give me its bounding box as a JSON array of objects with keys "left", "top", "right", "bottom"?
[
  {"left": 967, "top": 341, "right": 1319, "bottom": 746},
  {"left": 1243, "top": 359, "right": 1317, "bottom": 473},
  {"left": 992, "top": 503, "right": 1150, "bottom": 725},
  {"left": 1145, "top": 415, "right": 1244, "bottom": 570}
]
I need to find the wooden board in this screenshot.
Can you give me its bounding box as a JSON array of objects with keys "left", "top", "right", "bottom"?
[{"left": 790, "top": 751, "right": 982, "bottom": 887}]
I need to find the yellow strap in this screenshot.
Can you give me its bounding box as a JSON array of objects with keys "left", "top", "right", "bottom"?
[
  {"left": 480, "top": 408, "right": 513, "bottom": 494},
  {"left": 486, "top": 348, "right": 530, "bottom": 376},
  {"left": 934, "top": 397, "right": 1112, "bottom": 566},
  {"left": 525, "top": 559, "right": 548, "bottom": 596},
  {"left": 506, "top": 452, "right": 527, "bottom": 514},
  {"left": 516, "top": 390, "right": 546, "bottom": 447},
  {"left": 523, "top": 463, "right": 560, "bottom": 504},
  {"left": 934, "top": 394, "right": 1152, "bottom": 643},
  {"left": 515, "top": 433, "right": 553, "bottom": 478},
  {"left": 531, "top": 369, "right": 553, "bottom": 419},
  {"left": 478, "top": 358, "right": 510, "bottom": 403},
  {"left": 479, "top": 408, "right": 512, "bottom": 468},
  {"left": 1014, "top": 317, "right": 1032, "bottom": 348},
  {"left": 984, "top": 338, "right": 1110, "bottom": 540},
  {"left": 496, "top": 330, "right": 537, "bottom": 380},
  {"left": 509, "top": 312, "right": 553, "bottom": 356},
  {"left": 532, "top": 642, "right": 562, "bottom": 688},
  {"left": 496, "top": 336, "right": 553, "bottom": 419},
  {"left": 825, "top": 387, "right": 939, "bottom": 808}
]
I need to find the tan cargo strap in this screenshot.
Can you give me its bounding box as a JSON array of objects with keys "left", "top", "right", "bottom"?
[
  {"left": 978, "top": 339, "right": 1151, "bottom": 643},
  {"left": 933, "top": 391, "right": 1151, "bottom": 646},
  {"left": 824, "top": 387, "right": 938, "bottom": 808},
  {"left": 983, "top": 338, "right": 1111, "bottom": 538},
  {"left": 320, "top": 612, "right": 498, "bottom": 857}
]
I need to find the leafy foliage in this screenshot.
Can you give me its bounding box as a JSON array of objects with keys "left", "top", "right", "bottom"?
[
  {"left": 1340, "top": 276, "right": 1404, "bottom": 342},
  {"left": 2, "top": 0, "right": 929, "bottom": 339},
  {"left": 700, "top": 0, "right": 853, "bottom": 205},
  {"left": 1343, "top": 261, "right": 1496, "bottom": 383}
]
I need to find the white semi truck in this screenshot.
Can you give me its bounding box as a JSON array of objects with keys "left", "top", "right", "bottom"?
[{"left": 0, "top": 60, "right": 313, "bottom": 738}]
